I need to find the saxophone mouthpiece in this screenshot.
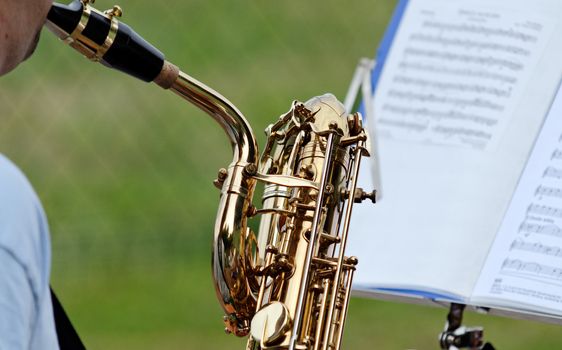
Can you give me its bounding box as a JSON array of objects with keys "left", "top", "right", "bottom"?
[{"left": 46, "top": 0, "right": 178, "bottom": 87}]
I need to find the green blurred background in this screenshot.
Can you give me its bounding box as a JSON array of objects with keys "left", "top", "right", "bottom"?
[{"left": 1, "top": 0, "right": 562, "bottom": 348}]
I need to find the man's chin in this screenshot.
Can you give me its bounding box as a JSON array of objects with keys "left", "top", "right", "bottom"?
[
  {"left": 0, "top": 29, "right": 43, "bottom": 76},
  {"left": 24, "top": 30, "right": 42, "bottom": 61}
]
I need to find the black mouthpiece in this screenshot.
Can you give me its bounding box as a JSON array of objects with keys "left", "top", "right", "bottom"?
[
  {"left": 46, "top": 0, "right": 83, "bottom": 34},
  {"left": 47, "top": 1, "right": 165, "bottom": 82}
]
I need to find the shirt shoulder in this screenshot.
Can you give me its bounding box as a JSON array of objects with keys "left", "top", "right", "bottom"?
[
  {"left": 0, "top": 154, "right": 58, "bottom": 349},
  {"left": 0, "top": 154, "right": 51, "bottom": 295},
  {"left": 0, "top": 154, "right": 40, "bottom": 211}
]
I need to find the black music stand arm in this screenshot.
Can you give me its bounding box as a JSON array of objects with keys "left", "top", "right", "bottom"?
[{"left": 438, "top": 303, "right": 496, "bottom": 350}]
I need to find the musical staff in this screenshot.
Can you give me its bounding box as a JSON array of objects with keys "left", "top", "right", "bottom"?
[
  {"left": 381, "top": 104, "right": 497, "bottom": 126},
  {"left": 398, "top": 62, "right": 518, "bottom": 84},
  {"left": 410, "top": 33, "right": 531, "bottom": 56},
  {"left": 527, "top": 203, "right": 562, "bottom": 218},
  {"left": 535, "top": 185, "right": 562, "bottom": 199},
  {"left": 502, "top": 258, "right": 562, "bottom": 283},
  {"left": 510, "top": 239, "right": 562, "bottom": 258},
  {"left": 519, "top": 222, "right": 562, "bottom": 238},
  {"left": 422, "top": 21, "right": 539, "bottom": 43},
  {"left": 377, "top": 118, "right": 427, "bottom": 132},
  {"left": 543, "top": 166, "right": 562, "bottom": 179},
  {"left": 404, "top": 47, "right": 524, "bottom": 71},
  {"left": 392, "top": 75, "right": 512, "bottom": 98},
  {"left": 432, "top": 126, "right": 492, "bottom": 140},
  {"left": 387, "top": 90, "right": 504, "bottom": 111}
]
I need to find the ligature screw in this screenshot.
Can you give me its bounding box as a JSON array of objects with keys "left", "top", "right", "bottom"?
[{"left": 104, "top": 5, "right": 123, "bottom": 19}]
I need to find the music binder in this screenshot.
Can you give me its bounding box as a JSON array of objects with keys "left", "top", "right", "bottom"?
[{"left": 349, "top": 0, "right": 562, "bottom": 324}]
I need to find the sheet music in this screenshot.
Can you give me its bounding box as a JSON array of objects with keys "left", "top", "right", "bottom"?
[
  {"left": 350, "top": 0, "right": 562, "bottom": 302},
  {"left": 473, "top": 83, "right": 562, "bottom": 313},
  {"left": 373, "top": 0, "right": 554, "bottom": 151}
]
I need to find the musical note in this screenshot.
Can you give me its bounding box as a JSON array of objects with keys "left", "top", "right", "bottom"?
[
  {"left": 392, "top": 75, "right": 512, "bottom": 98},
  {"left": 381, "top": 104, "right": 497, "bottom": 126},
  {"left": 398, "top": 62, "right": 518, "bottom": 84},
  {"left": 387, "top": 90, "right": 504, "bottom": 111},
  {"left": 510, "top": 239, "right": 562, "bottom": 258},
  {"left": 404, "top": 48, "right": 524, "bottom": 71},
  {"left": 527, "top": 204, "right": 562, "bottom": 218},
  {"left": 518, "top": 222, "right": 562, "bottom": 238},
  {"left": 410, "top": 33, "right": 531, "bottom": 56},
  {"left": 543, "top": 166, "right": 562, "bottom": 179},
  {"left": 551, "top": 149, "right": 562, "bottom": 160},
  {"left": 377, "top": 118, "right": 427, "bottom": 132},
  {"left": 432, "top": 126, "right": 492, "bottom": 140},
  {"left": 422, "top": 21, "right": 539, "bottom": 43}
]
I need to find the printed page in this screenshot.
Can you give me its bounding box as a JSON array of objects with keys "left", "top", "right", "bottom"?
[
  {"left": 350, "top": 0, "right": 562, "bottom": 299},
  {"left": 374, "top": 0, "right": 555, "bottom": 151},
  {"left": 472, "top": 83, "right": 562, "bottom": 315}
]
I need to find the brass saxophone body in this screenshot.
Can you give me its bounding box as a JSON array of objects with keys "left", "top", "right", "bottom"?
[
  {"left": 247, "top": 98, "right": 372, "bottom": 350},
  {"left": 46, "top": 2, "right": 375, "bottom": 349}
]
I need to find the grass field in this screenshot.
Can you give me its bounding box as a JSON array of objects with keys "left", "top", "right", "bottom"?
[{"left": 1, "top": 0, "right": 562, "bottom": 348}]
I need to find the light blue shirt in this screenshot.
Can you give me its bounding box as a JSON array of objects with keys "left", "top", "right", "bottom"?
[{"left": 0, "top": 154, "right": 59, "bottom": 349}]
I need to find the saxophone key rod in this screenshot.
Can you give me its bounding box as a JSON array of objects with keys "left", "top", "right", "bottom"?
[
  {"left": 321, "top": 140, "right": 365, "bottom": 350},
  {"left": 288, "top": 131, "right": 338, "bottom": 350}
]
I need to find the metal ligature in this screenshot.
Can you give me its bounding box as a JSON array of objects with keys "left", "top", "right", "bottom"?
[{"left": 46, "top": 1, "right": 376, "bottom": 348}]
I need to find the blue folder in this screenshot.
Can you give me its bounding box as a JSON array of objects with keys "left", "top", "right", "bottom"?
[{"left": 370, "top": 0, "right": 410, "bottom": 94}]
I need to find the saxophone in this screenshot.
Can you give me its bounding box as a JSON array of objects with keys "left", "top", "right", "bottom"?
[{"left": 46, "top": 2, "right": 376, "bottom": 349}]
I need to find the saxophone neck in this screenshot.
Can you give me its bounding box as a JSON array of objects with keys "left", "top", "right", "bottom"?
[
  {"left": 46, "top": 1, "right": 258, "bottom": 166},
  {"left": 168, "top": 69, "right": 258, "bottom": 166}
]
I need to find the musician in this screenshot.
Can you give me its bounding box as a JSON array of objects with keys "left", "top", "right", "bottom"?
[{"left": 0, "top": 0, "right": 60, "bottom": 348}]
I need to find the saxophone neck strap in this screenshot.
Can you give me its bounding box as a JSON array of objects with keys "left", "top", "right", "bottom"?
[{"left": 50, "top": 287, "right": 86, "bottom": 350}]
